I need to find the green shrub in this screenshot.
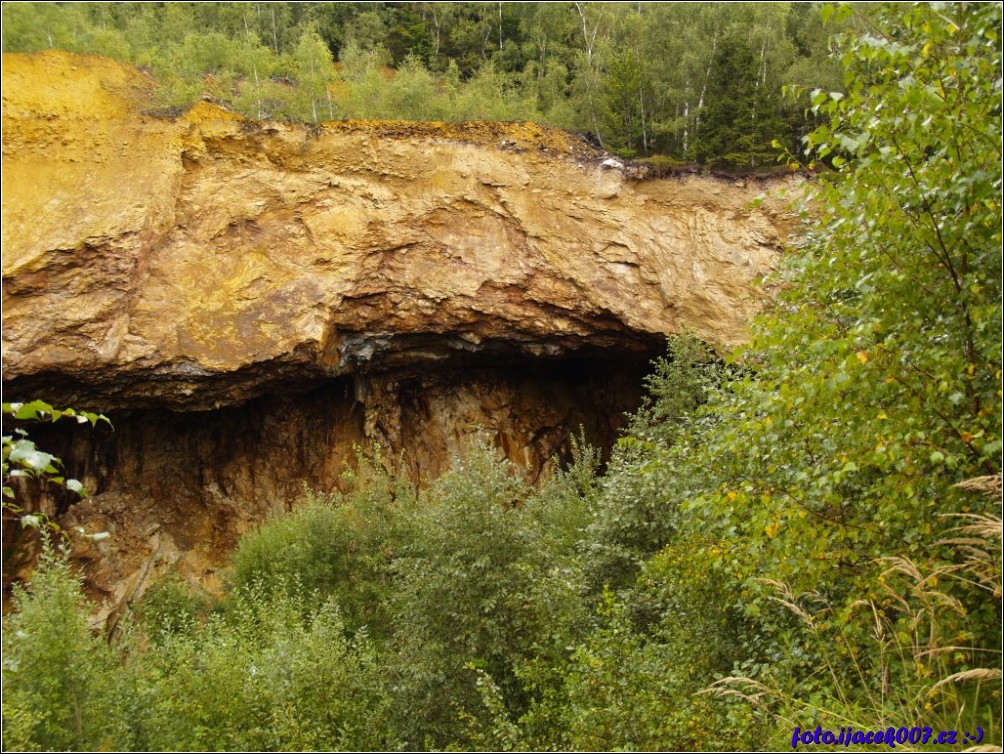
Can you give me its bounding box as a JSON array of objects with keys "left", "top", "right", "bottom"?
[
  {"left": 2, "top": 540, "right": 132, "bottom": 751},
  {"left": 559, "top": 590, "right": 766, "bottom": 751},
  {"left": 126, "top": 584, "right": 397, "bottom": 751},
  {"left": 708, "top": 480, "right": 1003, "bottom": 750},
  {"left": 388, "top": 442, "right": 587, "bottom": 749},
  {"left": 228, "top": 456, "right": 416, "bottom": 641},
  {"left": 133, "top": 573, "right": 213, "bottom": 639},
  {"left": 582, "top": 336, "right": 724, "bottom": 592}
]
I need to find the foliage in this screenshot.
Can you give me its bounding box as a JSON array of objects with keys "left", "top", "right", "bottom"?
[
  {"left": 2, "top": 538, "right": 129, "bottom": 751},
  {"left": 709, "top": 477, "right": 1003, "bottom": 750},
  {"left": 624, "top": 0, "right": 1001, "bottom": 742},
  {"left": 2, "top": 544, "right": 396, "bottom": 751},
  {"left": 2, "top": 400, "right": 109, "bottom": 536},
  {"left": 684, "top": 0, "right": 1002, "bottom": 620},
  {"left": 126, "top": 583, "right": 396, "bottom": 752},
  {"left": 0, "top": 1, "right": 845, "bottom": 166},
  {"left": 132, "top": 573, "right": 213, "bottom": 639},
  {"left": 557, "top": 588, "right": 765, "bottom": 752},
  {"left": 582, "top": 336, "right": 725, "bottom": 591},
  {"left": 387, "top": 443, "right": 588, "bottom": 749},
  {"left": 624, "top": 335, "right": 725, "bottom": 445},
  {"left": 3, "top": 401, "right": 107, "bottom": 502},
  {"left": 228, "top": 453, "right": 416, "bottom": 642}
]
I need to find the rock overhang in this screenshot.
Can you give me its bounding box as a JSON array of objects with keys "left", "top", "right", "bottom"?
[
  {"left": 1, "top": 50, "right": 801, "bottom": 612},
  {"left": 2, "top": 49, "right": 796, "bottom": 413}
]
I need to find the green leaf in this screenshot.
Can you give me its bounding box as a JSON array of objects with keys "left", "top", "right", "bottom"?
[
  {"left": 8, "top": 444, "right": 56, "bottom": 473},
  {"left": 12, "top": 399, "right": 53, "bottom": 420}
]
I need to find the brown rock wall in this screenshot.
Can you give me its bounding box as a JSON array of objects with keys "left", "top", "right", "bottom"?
[{"left": 2, "top": 51, "right": 796, "bottom": 616}]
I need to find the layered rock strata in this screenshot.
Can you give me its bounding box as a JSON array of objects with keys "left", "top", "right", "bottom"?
[{"left": 2, "top": 51, "right": 795, "bottom": 615}]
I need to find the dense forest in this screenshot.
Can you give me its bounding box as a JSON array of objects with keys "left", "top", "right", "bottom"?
[
  {"left": 2, "top": 2, "right": 1002, "bottom": 752},
  {"left": 2, "top": 1, "right": 845, "bottom": 166}
]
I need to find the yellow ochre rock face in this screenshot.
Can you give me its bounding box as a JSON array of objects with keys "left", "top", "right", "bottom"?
[
  {"left": 3, "top": 51, "right": 798, "bottom": 614},
  {"left": 3, "top": 50, "right": 795, "bottom": 411}
]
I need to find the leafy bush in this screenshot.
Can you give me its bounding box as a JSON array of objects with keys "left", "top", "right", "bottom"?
[
  {"left": 2, "top": 539, "right": 130, "bottom": 751},
  {"left": 582, "top": 336, "right": 724, "bottom": 592},
  {"left": 709, "top": 476, "right": 1002, "bottom": 750},
  {"left": 228, "top": 454, "right": 416, "bottom": 641},
  {"left": 660, "top": 2, "right": 1002, "bottom": 746},
  {"left": 387, "top": 442, "right": 587, "bottom": 748},
  {"left": 3, "top": 540, "right": 397, "bottom": 751},
  {"left": 557, "top": 588, "right": 767, "bottom": 752},
  {"left": 126, "top": 583, "right": 396, "bottom": 752},
  {"left": 132, "top": 573, "right": 213, "bottom": 639}
]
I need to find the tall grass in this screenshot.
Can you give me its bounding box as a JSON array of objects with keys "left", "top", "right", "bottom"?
[{"left": 706, "top": 475, "right": 1002, "bottom": 751}]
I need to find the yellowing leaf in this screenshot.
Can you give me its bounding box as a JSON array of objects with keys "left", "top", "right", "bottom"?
[{"left": 856, "top": 351, "right": 869, "bottom": 364}]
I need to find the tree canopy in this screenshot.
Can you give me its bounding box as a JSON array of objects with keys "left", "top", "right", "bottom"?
[{"left": 1, "top": 1, "right": 846, "bottom": 166}]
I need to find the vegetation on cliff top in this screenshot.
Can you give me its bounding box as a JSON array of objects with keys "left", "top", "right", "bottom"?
[
  {"left": 1, "top": 1, "right": 847, "bottom": 167},
  {"left": 2, "top": 2, "right": 1001, "bottom": 751}
]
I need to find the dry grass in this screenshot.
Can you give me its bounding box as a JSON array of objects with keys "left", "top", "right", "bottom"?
[{"left": 704, "top": 475, "right": 1003, "bottom": 750}]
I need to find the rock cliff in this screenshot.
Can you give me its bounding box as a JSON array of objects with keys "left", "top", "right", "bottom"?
[{"left": 2, "top": 51, "right": 795, "bottom": 616}]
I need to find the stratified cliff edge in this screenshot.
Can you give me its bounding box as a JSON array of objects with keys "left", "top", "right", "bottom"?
[{"left": 2, "top": 51, "right": 795, "bottom": 617}]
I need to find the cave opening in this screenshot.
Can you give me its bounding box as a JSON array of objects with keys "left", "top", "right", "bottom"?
[{"left": 2, "top": 344, "right": 667, "bottom": 603}]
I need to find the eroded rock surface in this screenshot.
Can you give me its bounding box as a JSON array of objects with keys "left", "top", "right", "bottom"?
[{"left": 2, "top": 51, "right": 796, "bottom": 616}]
